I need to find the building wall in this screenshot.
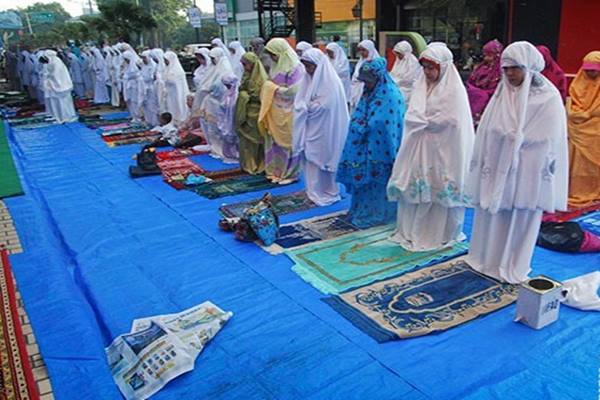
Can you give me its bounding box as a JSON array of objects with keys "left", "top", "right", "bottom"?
[
  {"left": 315, "top": 0, "right": 375, "bottom": 22},
  {"left": 557, "top": 0, "right": 600, "bottom": 75}
]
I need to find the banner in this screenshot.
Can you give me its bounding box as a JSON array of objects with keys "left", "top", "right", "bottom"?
[
  {"left": 0, "top": 11, "right": 23, "bottom": 30},
  {"left": 187, "top": 7, "right": 202, "bottom": 28},
  {"left": 214, "top": 2, "right": 228, "bottom": 26}
]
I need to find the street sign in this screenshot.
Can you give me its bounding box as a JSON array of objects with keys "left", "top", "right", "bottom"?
[
  {"left": 214, "top": 2, "right": 228, "bottom": 26},
  {"left": 29, "top": 12, "right": 55, "bottom": 24},
  {"left": 187, "top": 7, "right": 202, "bottom": 28}
]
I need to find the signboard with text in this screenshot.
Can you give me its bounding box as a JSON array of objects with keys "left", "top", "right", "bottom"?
[
  {"left": 214, "top": 2, "right": 228, "bottom": 26},
  {"left": 187, "top": 7, "right": 202, "bottom": 28}
]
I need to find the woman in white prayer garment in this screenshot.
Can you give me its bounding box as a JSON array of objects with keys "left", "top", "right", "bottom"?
[
  {"left": 140, "top": 50, "right": 160, "bottom": 126},
  {"left": 109, "top": 47, "right": 122, "bottom": 107},
  {"left": 91, "top": 47, "right": 110, "bottom": 104},
  {"left": 466, "top": 41, "right": 568, "bottom": 284},
  {"left": 163, "top": 51, "right": 190, "bottom": 126},
  {"left": 387, "top": 43, "right": 474, "bottom": 251},
  {"left": 228, "top": 41, "right": 246, "bottom": 80},
  {"left": 67, "top": 50, "right": 85, "bottom": 98},
  {"left": 325, "top": 42, "right": 351, "bottom": 100},
  {"left": 121, "top": 51, "right": 144, "bottom": 123},
  {"left": 349, "top": 39, "right": 379, "bottom": 109},
  {"left": 294, "top": 48, "right": 349, "bottom": 206},
  {"left": 150, "top": 48, "right": 167, "bottom": 113},
  {"left": 192, "top": 48, "right": 211, "bottom": 114},
  {"left": 40, "top": 50, "right": 77, "bottom": 123},
  {"left": 200, "top": 47, "right": 239, "bottom": 163},
  {"left": 389, "top": 40, "right": 420, "bottom": 102}
]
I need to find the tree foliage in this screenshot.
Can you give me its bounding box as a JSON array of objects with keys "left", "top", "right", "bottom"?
[{"left": 92, "top": 0, "right": 157, "bottom": 42}]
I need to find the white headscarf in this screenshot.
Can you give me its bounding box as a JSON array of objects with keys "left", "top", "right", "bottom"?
[
  {"left": 388, "top": 43, "right": 474, "bottom": 207},
  {"left": 211, "top": 38, "right": 230, "bottom": 59},
  {"left": 228, "top": 41, "right": 246, "bottom": 80},
  {"left": 121, "top": 50, "right": 144, "bottom": 105},
  {"left": 293, "top": 48, "right": 349, "bottom": 171},
  {"left": 91, "top": 47, "right": 109, "bottom": 82},
  {"left": 325, "top": 42, "right": 351, "bottom": 99},
  {"left": 350, "top": 39, "right": 379, "bottom": 107},
  {"left": 390, "top": 41, "right": 420, "bottom": 101},
  {"left": 193, "top": 48, "right": 211, "bottom": 90},
  {"left": 200, "top": 48, "right": 234, "bottom": 93},
  {"left": 43, "top": 50, "right": 73, "bottom": 94},
  {"left": 163, "top": 50, "right": 190, "bottom": 124},
  {"left": 467, "top": 41, "right": 568, "bottom": 213},
  {"left": 296, "top": 41, "right": 312, "bottom": 55}
]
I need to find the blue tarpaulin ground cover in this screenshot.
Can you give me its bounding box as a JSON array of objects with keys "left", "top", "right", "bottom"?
[{"left": 4, "top": 119, "right": 599, "bottom": 399}]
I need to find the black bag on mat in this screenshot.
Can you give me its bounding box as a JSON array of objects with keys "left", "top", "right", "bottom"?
[
  {"left": 537, "top": 222, "right": 584, "bottom": 253},
  {"left": 129, "top": 147, "right": 161, "bottom": 178}
]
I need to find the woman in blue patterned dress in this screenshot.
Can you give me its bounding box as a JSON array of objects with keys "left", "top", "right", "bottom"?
[{"left": 337, "top": 57, "right": 406, "bottom": 228}]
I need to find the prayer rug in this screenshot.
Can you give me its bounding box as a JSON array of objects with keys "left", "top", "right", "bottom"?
[
  {"left": 261, "top": 211, "right": 359, "bottom": 255},
  {"left": 0, "top": 250, "right": 40, "bottom": 399},
  {"left": 542, "top": 202, "right": 600, "bottom": 223},
  {"left": 323, "top": 258, "right": 518, "bottom": 341},
  {"left": 157, "top": 158, "right": 205, "bottom": 189},
  {"left": 190, "top": 174, "right": 279, "bottom": 199},
  {"left": 100, "top": 125, "right": 150, "bottom": 137},
  {"left": 575, "top": 211, "right": 600, "bottom": 236},
  {"left": 85, "top": 119, "right": 130, "bottom": 129},
  {"left": 155, "top": 148, "right": 208, "bottom": 162},
  {"left": 219, "top": 191, "right": 316, "bottom": 219},
  {"left": 77, "top": 105, "right": 123, "bottom": 116},
  {"left": 288, "top": 226, "right": 469, "bottom": 294},
  {"left": 8, "top": 116, "right": 53, "bottom": 127},
  {"left": 101, "top": 131, "right": 161, "bottom": 147},
  {"left": 0, "top": 123, "right": 23, "bottom": 199},
  {"left": 0, "top": 201, "right": 22, "bottom": 255}
]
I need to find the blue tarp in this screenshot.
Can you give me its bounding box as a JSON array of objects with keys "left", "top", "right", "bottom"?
[{"left": 4, "top": 120, "right": 599, "bottom": 399}]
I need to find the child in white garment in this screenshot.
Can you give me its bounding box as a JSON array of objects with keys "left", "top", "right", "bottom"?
[{"left": 149, "top": 112, "right": 179, "bottom": 147}]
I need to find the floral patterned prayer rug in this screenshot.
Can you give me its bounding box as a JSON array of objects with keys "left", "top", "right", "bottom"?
[
  {"left": 323, "top": 258, "right": 517, "bottom": 341},
  {"left": 0, "top": 251, "right": 39, "bottom": 399},
  {"left": 219, "top": 191, "right": 316, "bottom": 219}
]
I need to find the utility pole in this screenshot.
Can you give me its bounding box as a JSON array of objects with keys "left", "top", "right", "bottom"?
[
  {"left": 25, "top": 13, "right": 33, "bottom": 35},
  {"left": 359, "top": 0, "right": 363, "bottom": 42},
  {"left": 193, "top": 0, "right": 200, "bottom": 43}
]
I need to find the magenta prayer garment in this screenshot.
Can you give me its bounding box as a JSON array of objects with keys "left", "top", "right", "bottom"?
[
  {"left": 466, "top": 39, "right": 504, "bottom": 123},
  {"left": 537, "top": 45, "right": 568, "bottom": 102}
]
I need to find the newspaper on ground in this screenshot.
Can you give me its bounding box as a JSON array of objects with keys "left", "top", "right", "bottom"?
[{"left": 106, "top": 301, "right": 233, "bottom": 400}]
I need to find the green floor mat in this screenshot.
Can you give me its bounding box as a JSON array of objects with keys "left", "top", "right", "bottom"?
[{"left": 0, "top": 123, "right": 23, "bottom": 198}]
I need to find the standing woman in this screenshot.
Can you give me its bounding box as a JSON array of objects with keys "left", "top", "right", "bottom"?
[
  {"left": 109, "top": 47, "right": 122, "bottom": 107},
  {"left": 140, "top": 50, "right": 160, "bottom": 126},
  {"left": 91, "top": 47, "right": 110, "bottom": 104},
  {"left": 228, "top": 41, "right": 246, "bottom": 80},
  {"left": 163, "top": 51, "right": 190, "bottom": 126},
  {"left": 537, "top": 45, "right": 568, "bottom": 103},
  {"left": 236, "top": 52, "right": 268, "bottom": 174},
  {"left": 349, "top": 39, "right": 379, "bottom": 109},
  {"left": 295, "top": 48, "right": 349, "bottom": 206},
  {"left": 150, "top": 48, "right": 167, "bottom": 113},
  {"left": 466, "top": 39, "right": 503, "bottom": 124},
  {"left": 325, "top": 42, "right": 351, "bottom": 101},
  {"left": 121, "top": 51, "right": 144, "bottom": 123},
  {"left": 81, "top": 48, "right": 95, "bottom": 98},
  {"left": 295, "top": 41, "right": 312, "bottom": 57},
  {"left": 192, "top": 47, "right": 211, "bottom": 112},
  {"left": 567, "top": 51, "right": 600, "bottom": 207},
  {"left": 200, "top": 48, "right": 238, "bottom": 162},
  {"left": 337, "top": 57, "right": 405, "bottom": 228},
  {"left": 40, "top": 50, "right": 77, "bottom": 123},
  {"left": 387, "top": 44, "right": 474, "bottom": 251},
  {"left": 466, "top": 42, "right": 568, "bottom": 283},
  {"left": 259, "top": 38, "right": 305, "bottom": 184},
  {"left": 67, "top": 50, "right": 85, "bottom": 98},
  {"left": 250, "top": 37, "right": 273, "bottom": 73},
  {"left": 389, "top": 41, "right": 420, "bottom": 102}
]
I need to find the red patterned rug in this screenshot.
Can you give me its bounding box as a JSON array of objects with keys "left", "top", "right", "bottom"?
[
  {"left": 0, "top": 250, "right": 39, "bottom": 400},
  {"left": 542, "top": 201, "right": 600, "bottom": 223}
]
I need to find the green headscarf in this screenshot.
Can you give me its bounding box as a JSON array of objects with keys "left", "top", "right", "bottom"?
[
  {"left": 265, "top": 38, "right": 300, "bottom": 78},
  {"left": 236, "top": 52, "right": 268, "bottom": 142}
]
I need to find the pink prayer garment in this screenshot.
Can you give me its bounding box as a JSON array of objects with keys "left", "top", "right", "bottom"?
[
  {"left": 537, "top": 45, "right": 568, "bottom": 102},
  {"left": 466, "top": 39, "right": 504, "bottom": 123}
]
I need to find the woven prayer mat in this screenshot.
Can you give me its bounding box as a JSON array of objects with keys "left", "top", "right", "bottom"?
[
  {"left": 0, "top": 250, "right": 40, "bottom": 399},
  {"left": 219, "top": 191, "right": 316, "bottom": 219},
  {"left": 155, "top": 148, "right": 208, "bottom": 162},
  {"left": 157, "top": 158, "right": 205, "bottom": 189},
  {"left": 8, "top": 117, "right": 53, "bottom": 127},
  {"left": 102, "top": 131, "right": 161, "bottom": 147},
  {"left": 323, "top": 258, "right": 518, "bottom": 342},
  {"left": 261, "top": 211, "right": 359, "bottom": 255},
  {"left": 288, "top": 225, "right": 469, "bottom": 294},
  {"left": 190, "top": 174, "right": 279, "bottom": 199},
  {"left": 0, "top": 124, "right": 23, "bottom": 199},
  {"left": 575, "top": 211, "right": 600, "bottom": 236},
  {"left": 542, "top": 201, "right": 600, "bottom": 223},
  {"left": 0, "top": 202, "right": 22, "bottom": 255}
]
